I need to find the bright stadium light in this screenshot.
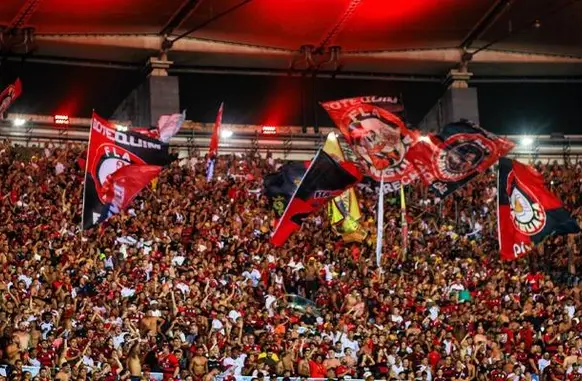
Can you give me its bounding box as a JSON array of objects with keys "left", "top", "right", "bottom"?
[
  {"left": 520, "top": 136, "right": 534, "bottom": 147},
  {"left": 220, "top": 129, "right": 233, "bottom": 139},
  {"left": 13, "top": 118, "right": 26, "bottom": 127}
]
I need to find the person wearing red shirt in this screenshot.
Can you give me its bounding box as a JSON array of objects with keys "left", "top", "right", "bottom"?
[
  {"left": 158, "top": 344, "right": 180, "bottom": 380},
  {"left": 308, "top": 353, "right": 327, "bottom": 379},
  {"left": 428, "top": 346, "right": 442, "bottom": 371},
  {"left": 525, "top": 272, "right": 544, "bottom": 292},
  {"left": 518, "top": 322, "right": 535, "bottom": 351},
  {"left": 36, "top": 339, "right": 56, "bottom": 368},
  {"left": 490, "top": 368, "right": 507, "bottom": 381}
]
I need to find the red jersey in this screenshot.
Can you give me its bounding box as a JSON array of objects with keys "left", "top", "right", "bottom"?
[{"left": 159, "top": 353, "right": 179, "bottom": 380}]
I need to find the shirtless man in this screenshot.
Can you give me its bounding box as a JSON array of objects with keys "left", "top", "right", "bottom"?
[
  {"left": 127, "top": 342, "right": 141, "bottom": 381},
  {"left": 140, "top": 310, "right": 163, "bottom": 337},
  {"left": 189, "top": 347, "right": 208, "bottom": 380},
  {"left": 277, "top": 350, "right": 295, "bottom": 375},
  {"left": 13, "top": 323, "right": 31, "bottom": 351},
  {"left": 323, "top": 349, "right": 341, "bottom": 378}
]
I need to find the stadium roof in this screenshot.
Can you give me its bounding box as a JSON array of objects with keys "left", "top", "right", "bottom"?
[{"left": 2, "top": 0, "right": 582, "bottom": 77}]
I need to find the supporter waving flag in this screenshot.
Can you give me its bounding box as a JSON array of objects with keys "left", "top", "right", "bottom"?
[
  {"left": 206, "top": 102, "right": 224, "bottom": 181},
  {"left": 497, "top": 157, "right": 580, "bottom": 260},
  {"left": 81, "top": 112, "right": 171, "bottom": 229},
  {"left": 270, "top": 150, "right": 362, "bottom": 247},
  {"left": 0, "top": 78, "right": 22, "bottom": 118},
  {"left": 408, "top": 120, "right": 515, "bottom": 198},
  {"left": 320, "top": 96, "right": 418, "bottom": 192}
]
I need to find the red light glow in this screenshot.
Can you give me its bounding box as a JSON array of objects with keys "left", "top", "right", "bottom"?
[
  {"left": 54, "top": 115, "right": 70, "bottom": 125},
  {"left": 262, "top": 126, "right": 278, "bottom": 135}
]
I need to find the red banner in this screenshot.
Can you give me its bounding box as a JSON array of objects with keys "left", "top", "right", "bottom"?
[
  {"left": 0, "top": 78, "right": 23, "bottom": 117},
  {"left": 497, "top": 158, "right": 580, "bottom": 260},
  {"left": 102, "top": 165, "right": 162, "bottom": 211},
  {"left": 208, "top": 102, "right": 224, "bottom": 157},
  {"left": 321, "top": 96, "right": 418, "bottom": 188},
  {"left": 407, "top": 121, "right": 515, "bottom": 198},
  {"left": 82, "top": 113, "right": 171, "bottom": 229}
]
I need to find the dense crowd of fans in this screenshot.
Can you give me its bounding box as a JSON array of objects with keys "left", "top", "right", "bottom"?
[{"left": 0, "top": 139, "right": 581, "bottom": 381}]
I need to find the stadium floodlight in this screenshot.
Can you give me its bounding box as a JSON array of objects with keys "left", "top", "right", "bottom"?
[
  {"left": 115, "top": 124, "right": 128, "bottom": 132},
  {"left": 520, "top": 136, "right": 534, "bottom": 147},
  {"left": 13, "top": 118, "right": 26, "bottom": 127},
  {"left": 220, "top": 129, "right": 233, "bottom": 139}
]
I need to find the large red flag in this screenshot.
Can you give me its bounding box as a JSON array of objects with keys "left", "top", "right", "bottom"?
[
  {"left": 82, "top": 112, "right": 171, "bottom": 229},
  {"left": 208, "top": 103, "right": 224, "bottom": 157},
  {"left": 408, "top": 121, "right": 515, "bottom": 198},
  {"left": 0, "top": 78, "right": 23, "bottom": 117},
  {"left": 206, "top": 103, "right": 224, "bottom": 181},
  {"left": 271, "top": 150, "right": 362, "bottom": 247},
  {"left": 101, "top": 165, "right": 162, "bottom": 211},
  {"left": 320, "top": 96, "right": 418, "bottom": 191},
  {"left": 497, "top": 158, "right": 580, "bottom": 260}
]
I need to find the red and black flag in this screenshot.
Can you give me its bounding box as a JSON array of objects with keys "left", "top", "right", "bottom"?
[
  {"left": 408, "top": 120, "right": 515, "bottom": 198},
  {"left": 321, "top": 96, "right": 418, "bottom": 192},
  {"left": 0, "top": 78, "right": 22, "bottom": 118},
  {"left": 82, "top": 112, "right": 171, "bottom": 229},
  {"left": 206, "top": 102, "right": 224, "bottom": 181},
  {"left": 497, "top": 157, "right": 580, "bottom": 260},
  {"left": 270, "top": 150, "right": 362, "bottom": 247},
  {"left": 263, "top": 161, "right": 309, "bottom": 217}
]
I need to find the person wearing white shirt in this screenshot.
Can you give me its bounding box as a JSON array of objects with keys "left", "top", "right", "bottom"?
[
  {"left": 565, "top": 300, "right": 576, "bottom": 319},
  {"left": 222, "top": 347, "right": 247, "bottom": 376},
  {"left": 211, "top": 316, "right": 225, "bottom": 334},
  {"left": 538, "top": 353, "right": 551, "bottom": 374},
  {"left": 339, "top": 332, "right": 359, "bottom": 358},
  {"left": 228, "top": 309, "right": 241, "bottom": 323},
  {"left": 391, "top": 358, "right": 404, "bottom": 376},
  {"left": 242, "top": 267, "right": 261, "bottom": 287}
]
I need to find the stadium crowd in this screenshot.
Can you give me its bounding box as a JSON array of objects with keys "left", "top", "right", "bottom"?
[{"left": 0, "top": 139, "right": 581, "bottom": 381}]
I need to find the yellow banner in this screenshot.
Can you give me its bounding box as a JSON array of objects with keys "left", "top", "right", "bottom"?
[{"left": 323, "top": 133, "right": 367, "bottom": 242}]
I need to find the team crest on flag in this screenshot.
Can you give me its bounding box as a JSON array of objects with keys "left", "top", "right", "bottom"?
[
  {"left": 321, "top": 96, "right": 418, "bottom": 187},
  {"left": 409, "top": 121, "right": 515, "bottom": 198},
  {"left": 497, "top": 158, "right": 580, "bottom": 260},
  {"left": 82, "top": 113, "right": 172, "bottom": 229},
  {"left": 434, "top": 134, "right": 497, "bottom": 181},
  {"left": 509, "top": 185, "right": 546, "bottom": 235}
]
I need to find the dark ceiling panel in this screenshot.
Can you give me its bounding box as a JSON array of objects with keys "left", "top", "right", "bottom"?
[
  {"left": 476, "top": 0, "right": 582, "bottom": 57},
  {"left": 1, "top": 61, "right": 142, "bottom": 117},
  {"left": 333, "top": 0, "right": 494, "bottom": 51},
  {"left": 181, "top": 0, "right": 351, "bottom": 50},
  {"left": 27, "top": 0, "right": 183, "bottom": 33}
]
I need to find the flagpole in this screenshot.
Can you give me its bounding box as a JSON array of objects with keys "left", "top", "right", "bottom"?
[
  {"left": 400, "top": 183, "right": 408, "bottom": 261},
  {"left": 375, "top": 173, "right": 385, "bottom": 270},
  {"left": 80, "top": 110, "right": 95, "bottom": 230}
]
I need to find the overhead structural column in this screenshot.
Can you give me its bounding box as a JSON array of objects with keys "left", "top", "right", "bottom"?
[
  {"left": 112, "top": 56, "right": 180, "bottom": 127},
  {"left": 418, "top": 53, "right": 479, "bottom": 133}
]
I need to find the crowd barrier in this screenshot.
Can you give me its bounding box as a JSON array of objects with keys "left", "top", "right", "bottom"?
[
  {"left": 0, "top": 365, "right": 165, "bottom": 380},
  {"left": 0, "top": 366, "right": 369, "bottom": 381}
]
